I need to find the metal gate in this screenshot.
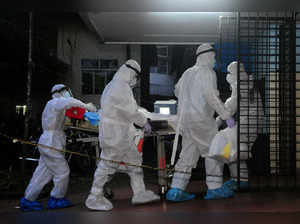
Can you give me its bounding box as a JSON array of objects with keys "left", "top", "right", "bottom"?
[{"left": 218, "top": 12, "right": 300, "bottom": 190}]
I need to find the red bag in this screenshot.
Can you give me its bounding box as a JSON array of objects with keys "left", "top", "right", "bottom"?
[
  {"left": 65, "top": 107, "right": 86, "bottom": 120},
  {"left": 137, "top": 137, "right": 144, "bottom": 153}
]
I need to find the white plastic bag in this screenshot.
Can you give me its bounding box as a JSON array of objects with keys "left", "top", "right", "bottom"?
[{"left": 208, "top": 125, "right": 237, "bottom": 164}]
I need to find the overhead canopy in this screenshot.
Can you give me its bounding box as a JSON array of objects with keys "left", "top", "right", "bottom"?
[
  {"left": 75, "top": 0, "right": 297, "bottom": 12},
  {"left": 8, "top": 0, "right": 297, "bottom": 12},
  {"left": 77, "top": 0, "right": 298, "bottom": 44},
  {"left": 81, "top": 12, "right": 235, "bottom": 44},
  {"left": 9, "top": 0, "right": 296, "bottom": 44}
]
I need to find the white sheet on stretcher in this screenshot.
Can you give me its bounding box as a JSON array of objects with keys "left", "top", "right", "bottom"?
[{"left": 138, "top": 108, "right": 178, "bottom": 131}]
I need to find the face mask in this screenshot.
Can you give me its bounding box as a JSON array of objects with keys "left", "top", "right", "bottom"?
[
  {"left": 62, "top": 90, "right": 72, "bottom": 98},
  {"left": 211, "top": 55, "right": 216, "bottom": 68},
  {"left": 129, "top": 71, "right": 140, "bottom": 88},
  {"left": 205, "top": 52, "right": 216, "bottom": 68},
  {"left": 129, "top": 77, "right": 137, "bottom": 88}
]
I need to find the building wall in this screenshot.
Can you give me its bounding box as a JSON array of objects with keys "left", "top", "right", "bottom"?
[
  {"left": 296, "top": 21, "right": 300, "bottom": 168},
  {"left": 57, "top": 17, "right": 141, "bottom": 107}
]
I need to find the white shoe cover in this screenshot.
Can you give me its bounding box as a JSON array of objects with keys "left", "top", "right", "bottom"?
[
  {"left": 85, "top": 194, "right": 113, "bottom": 211},
  {"left": 131, "top": 190, "right": 160, "bottom": 205}
]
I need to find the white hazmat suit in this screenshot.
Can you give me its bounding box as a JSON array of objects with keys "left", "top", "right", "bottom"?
[
  {"left": 85, "top": 59, "right": 160, "bottom": 211},
  {"left": 206, "top": 61, "right": 264, "bottom": 195},
  {"left": 21, "top": 84, "right": 96, "bottom": 210},
  {"left": 166, "top": 44, "right": 233, "bottom": 201}
]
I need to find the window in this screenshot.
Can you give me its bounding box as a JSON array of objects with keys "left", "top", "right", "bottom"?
[
  {"left": 157, "top": 56, "right": 168, "bottom": 74},
  {"left": 16, "top": 105, "right": 27, "bottom": 116},
  {"left": 82, "top": 72, "right": 93, "bottom": 94},
  {"left": 149, "top": 46, "right": 174, "bottom": 96},
  {"left": 157, "top": 46, "right": 168, "bottom": 57},
  {"left": 81, "top": 59, "right": 99, "bottom": 68},
  {"left": 81, "top": 59, "right": 118, "bottom": 95},
  {"left": 156, "top": 46, "right": 169, "bottom": 75},
  {"left": 94, "top": 72, "right": 106, "bottom": 95}
]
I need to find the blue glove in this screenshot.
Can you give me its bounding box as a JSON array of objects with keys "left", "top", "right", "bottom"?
[
  {"left": 144, "top": 121, "right": 152, "bottom": 134},
  {"left": 226, "top": 117, "right": 235, "bottom": 128},
  {"left": 84, "top": 112, "right": 100, "bottom": 126}
]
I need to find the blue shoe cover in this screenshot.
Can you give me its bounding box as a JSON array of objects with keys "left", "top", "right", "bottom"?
[
  {"left": 20, "top": 197, "right": 43, "bottom": 212},
  {"left": 46, "top": 197, "right": 56, "bottom": 209},
  {"left": 223, "top": 179, "right": 248, "bottom": 191},
  {"left": 204, "top": 185, "right": 234, "bottom": 200},
  {"left": 46, "top": 197, "right": 72, "bottom": 209},
  {"left": 166, "top": 188, "right": 195, "bottom": 202}
]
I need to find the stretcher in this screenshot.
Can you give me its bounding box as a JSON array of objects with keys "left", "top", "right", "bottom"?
[{"left": 64, "top": 107, "right": 176, "bottom": 194}]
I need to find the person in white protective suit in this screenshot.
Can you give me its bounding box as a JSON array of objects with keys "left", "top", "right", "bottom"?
[
  {"left": 85, "top": 59, "right": 160, "bottom": 211},
  {"left": 205, "top": 61, "right": 264, "bottom": 199},
  {"left": 19, "top": 84, "right": 97, "bottom": 212},
  {"left": 166, "top": 43, "right": 235, "bottom": 202}
]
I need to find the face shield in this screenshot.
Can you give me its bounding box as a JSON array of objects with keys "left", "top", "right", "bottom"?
[
  {"left": 196, "top": 44, "right": 215, "bottom": 58},
  {"left": 126, "top": 63, "right": 141, "bottom": 88},
  {"left": 61, "top": 89, "right": 73, "bottom": 98},
  {"left": 130, "top": 75, "right": 141, "bottom": 88},
  {"left": 208, "top": 51, "right": 216, "bottom": 68},
  {"left": 227, "top": 62, "right": 254, "bottom": 92},
  {"left": 196, "top": 47, "right": 216, "bottom": 68},
  {"left": 52, "top": 86, "right": 73, "bottom": 98}
]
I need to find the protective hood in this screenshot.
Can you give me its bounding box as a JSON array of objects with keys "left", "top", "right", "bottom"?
[
  {"left": 227, "top": 61, "right": 253, "bottom": 92},
  {"left": 195, "top": 43, "right": 216, "bottom": 68},
  {"left": 113, "top": 59, "right": 141, "bottom": 88},
  {"left": 227, "top": 61, "right": 246, "bottom": 74},
  {"left": 226, "top": 61, "right": 240, "bottom": 86},
  {"left": 51, "top": 84, "right": 72, "bottom": 99}
]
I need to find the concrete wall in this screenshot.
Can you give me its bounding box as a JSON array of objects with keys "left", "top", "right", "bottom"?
[{"left": 57, "top": 18, "right": 141, "bottom": 107}]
